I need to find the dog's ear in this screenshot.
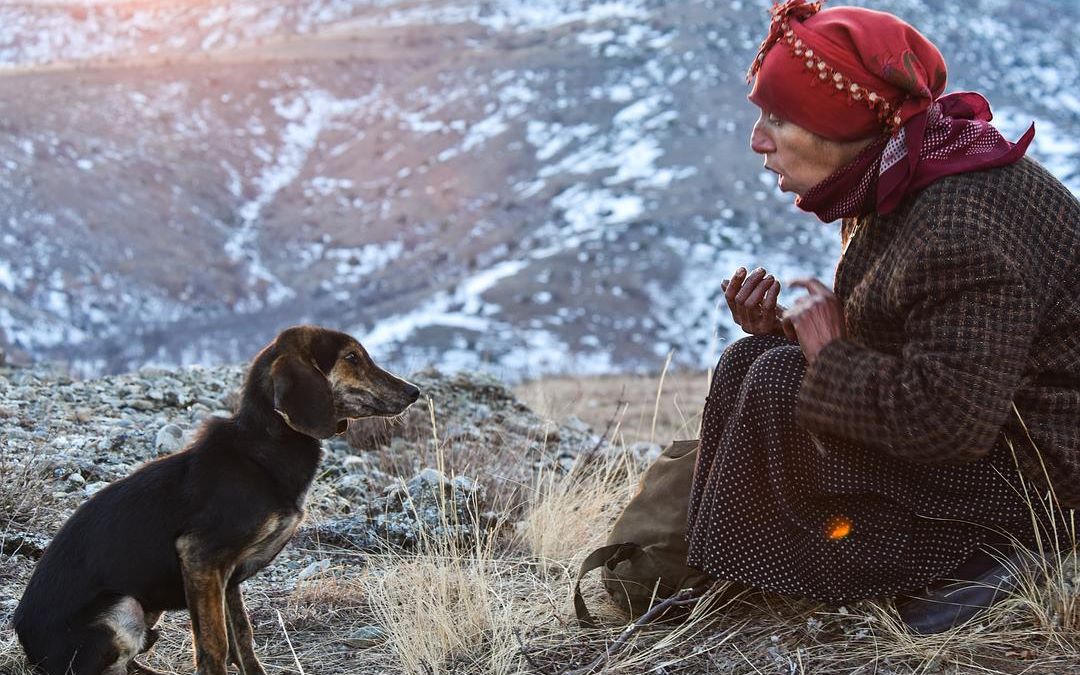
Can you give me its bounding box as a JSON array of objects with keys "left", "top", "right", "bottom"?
[{"left": 270, "top": 354, "right": 338, "bottom": 439}]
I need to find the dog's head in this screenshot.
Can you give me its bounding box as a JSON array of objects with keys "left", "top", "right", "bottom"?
[{"left": 265, "top": 326, "right": 420, "bottom": 439}]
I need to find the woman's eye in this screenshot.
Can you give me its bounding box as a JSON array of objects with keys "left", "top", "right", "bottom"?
[{"left": 767, "top": 114, "right": 784, "bottom": 126}]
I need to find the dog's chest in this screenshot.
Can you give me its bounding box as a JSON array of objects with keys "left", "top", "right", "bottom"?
[{"left": 233, "top": 511, "right": 302, "bottom": 582}]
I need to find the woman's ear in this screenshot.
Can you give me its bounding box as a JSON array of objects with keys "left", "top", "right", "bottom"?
[{"left": 270, "top": 354, "right": 338, "bottom": 439}]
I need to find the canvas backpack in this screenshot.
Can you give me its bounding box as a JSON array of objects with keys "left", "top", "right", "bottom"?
[{"left": 574, "top": 439, "right": 713, "bottom": 626}]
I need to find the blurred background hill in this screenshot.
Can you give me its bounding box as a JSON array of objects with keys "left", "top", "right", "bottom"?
[{"left": 1, "top": 0, "right": 1076, "bottom": 379}]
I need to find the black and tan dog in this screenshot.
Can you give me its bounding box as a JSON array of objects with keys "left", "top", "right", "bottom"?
[{"left": 13, "top": 326, "right": 419, "bottom": 675}]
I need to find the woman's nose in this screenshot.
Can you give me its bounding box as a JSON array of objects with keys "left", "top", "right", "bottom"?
[{"left": 750, "top": 120, "right": 775, "bottom": 154}]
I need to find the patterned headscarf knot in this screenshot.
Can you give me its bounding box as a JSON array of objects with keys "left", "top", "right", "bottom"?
[{"left": 748, "top": 0, "right": 823, "bottom": 83}]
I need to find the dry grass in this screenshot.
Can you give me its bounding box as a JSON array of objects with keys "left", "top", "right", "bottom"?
[
  {"left": 515, "top": 369, "right": 710, "bottom": 448},
  {"left": 361, "top": 543, "right": 518, "bottom": 674},
  {"left": 1, "top": 372, "right": 1078, "bottom": 674},
  {"left": 0, "top": 633, "right": 36, "bottom": 675},
  {"left": 360, "top": 462, "right": 517, "bottom": 675},
  {"left": 0, "top": 444, "right": 54, "bottom": 537},
  {"left": 520, "top": 453, "right": 638, "bottom": 565}
]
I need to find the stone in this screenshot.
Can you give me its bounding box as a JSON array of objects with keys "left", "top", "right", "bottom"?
[
  {"left": 371, "top": 467, "right": 488, "bottom": 548},
  {"left": 343, "top": 625, "right": 388, "bottom": 649},
  {"left": 0, "top": 531, "right": 50, "bottom": 558},
  {"left": 407, "top": 467, "right": 450, "bottom": 495},
  {"left": 297, "top": 559, "right": 332, "bottom": 582},
  {"left": 629, "top": 441, "right": 663, "bottom": 464},
  {"left": 154, "top": 424, "right": 185, "bottom": 455},
  {"left": 335, "top": 474, "right": 369, "bottom": 500},
  {"left": 342, "top": 455, "right": 365, "bottom": 469},
  {"left": 563, "top": 415, "right": 592, "bottom": 434},
  {"left": 297, "top": 514, "right": 377, "bottom": 551},
  {"left": 85, "top": 481, "right": 110, "bottom": 497}
]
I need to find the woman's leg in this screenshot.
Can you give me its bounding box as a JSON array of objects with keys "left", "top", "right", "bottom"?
[
  {"left": 686, "top": 335, "right": 794, "bottom": 530},
  {"left": 684, "top": 343, "right": 1040, "bottom": 605}
]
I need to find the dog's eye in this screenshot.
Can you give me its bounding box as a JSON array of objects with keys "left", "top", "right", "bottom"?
[{"left": 344, "top": 352, "right": 360, "bottom": 364}]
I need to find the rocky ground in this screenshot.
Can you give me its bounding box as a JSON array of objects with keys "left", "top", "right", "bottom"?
[
  {"left": 0, "top": 358, "right": 614, "bottom": 671},
  {"left": 2, "top": 360, "right": 1078, "bottom": 674}
]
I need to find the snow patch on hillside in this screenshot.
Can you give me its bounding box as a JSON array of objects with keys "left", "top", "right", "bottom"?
[{"left": 227, "top": 85, "right": 380, "bottom": 312}]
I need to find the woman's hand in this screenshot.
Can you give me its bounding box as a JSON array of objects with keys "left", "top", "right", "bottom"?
[
  {"left": 722, "top": 266, "right": 784, "bottom": 336},
  {"left": 785, "top": 278, "right": 846, "bottom": 363}
]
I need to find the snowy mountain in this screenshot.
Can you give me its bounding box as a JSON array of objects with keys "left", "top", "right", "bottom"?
[{"left": 0, "top": 0, "right": 1077, "bottom": 378}]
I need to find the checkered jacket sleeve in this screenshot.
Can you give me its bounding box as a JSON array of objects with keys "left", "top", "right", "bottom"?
[
  {"left": 793, "top": 156, "right": 1080, "bottom": 498},
  {"left": 796, "top": 225, "right": 1038, "bottom": 465}
]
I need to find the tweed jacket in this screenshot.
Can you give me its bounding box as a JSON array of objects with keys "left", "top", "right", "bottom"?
[{"left": 796, "top": 157, "right": 1080, "bottom": 508}]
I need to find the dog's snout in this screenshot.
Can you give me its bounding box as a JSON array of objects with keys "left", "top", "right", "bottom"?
[{"left": 403, "top": 382, "right": 420, "bottom": 403}]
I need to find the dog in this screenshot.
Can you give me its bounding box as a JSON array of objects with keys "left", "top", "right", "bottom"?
[{"left": 13, "top": 326, "right": 420, "bottom": 675}]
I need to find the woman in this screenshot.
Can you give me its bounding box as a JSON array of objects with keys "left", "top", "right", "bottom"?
[{"left": 685, "top": 0, "right": 1079, "bottom": 634}]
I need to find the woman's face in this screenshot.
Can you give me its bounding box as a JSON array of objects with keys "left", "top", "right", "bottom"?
[{"left": 749, "top": 108, "right": 864, "bottom": 197}]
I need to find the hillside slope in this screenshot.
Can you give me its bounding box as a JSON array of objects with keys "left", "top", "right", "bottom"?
[{"left": 0, "top": 0, "right": 1076, "bottom": 378}]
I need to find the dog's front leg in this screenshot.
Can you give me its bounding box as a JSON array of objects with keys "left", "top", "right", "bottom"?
[
  {"left": 177, "top": 536, "right": 229, "bottom": 675},
  {"left": 225, "top": 584, "right": 267, "bottom": 675}
]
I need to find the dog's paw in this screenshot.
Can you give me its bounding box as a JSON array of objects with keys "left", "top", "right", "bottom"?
[{"left": 240, "top": 661, "right": 268, "bottom": 675}]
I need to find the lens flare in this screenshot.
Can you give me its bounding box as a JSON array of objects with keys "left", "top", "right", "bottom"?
[{"left": 826, "top": 515, "right": 852, "bottom": 541}]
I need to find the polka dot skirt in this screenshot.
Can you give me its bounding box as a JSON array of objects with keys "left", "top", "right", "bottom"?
[{"left": 685, "top": 335, "right": 1040, "bottom": 604}]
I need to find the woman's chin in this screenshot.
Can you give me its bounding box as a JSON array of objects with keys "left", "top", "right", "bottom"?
[{"left": 777, "top": 175, "right": 807, "bottom": 197}]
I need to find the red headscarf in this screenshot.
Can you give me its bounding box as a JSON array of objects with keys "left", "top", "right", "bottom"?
[{"left": 747, "top": 0, "right": 1034, "bottom": 222}]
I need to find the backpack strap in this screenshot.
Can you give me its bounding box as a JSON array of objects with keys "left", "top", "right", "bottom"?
[{"left": 573, "top": 542, "right": 640, "bottom": 628}]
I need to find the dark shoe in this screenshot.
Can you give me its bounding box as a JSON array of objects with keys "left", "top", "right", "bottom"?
[{"left": 895, "top": 545, "right": 1032, "bottom": 635}]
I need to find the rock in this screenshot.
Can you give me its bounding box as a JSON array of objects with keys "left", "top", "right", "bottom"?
[
  {"left": 97, "top": 432, "right": 129, "bottom": 453},
  {"left": 407, "top": 467, "right": 450, "bottom": 495},
  {"left": 471, "top": 403, "right": 492, "bottom": 421},
  {"left": 343, "top": 625, "right": 388, "bottom": 649},
  {"left": 67, "top": 472, "right": 86, "bottom": 485},
  {"left": 0, "top": 531, "right": 50, "bottom": 559},
  {"left": 154, "top": 424, "right": 185, "bottom": 455},
  {"left": 84, "top": 481, "right": 110, "bottom": 497},
  {"left": 335, "top": 474, "right": 370, "bottom": 500},
  {"left": 7, "top": 428, "right": 30, "bottom": 441},
  {"left": 372, "top": 467, "right": 487, "bottom": 548},
  {"left": 342, "top": 455, "right": 365, "bottom": 469},
  {"left": 344, "top": 369, "right": 598, "bottom": 478},
  {"left": 297, "top": 559, "right": 332, "bottom": 582},
  {"left": 629, "top": 441, "right": 663, "bottom": 464},
  {"left": 452, "top": 475, "right": 478, "bottom": 492},
  {"left": 563, "top": 415, "right": 592, "bottom": 434},
  {"left": 444, "top": 423, "right": 482, "bottom": 442},
  {"left": 297, "top": 514, "right": 377, "bottom": 551}
]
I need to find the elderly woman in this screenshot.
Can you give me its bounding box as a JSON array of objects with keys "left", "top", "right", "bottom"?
[{"left": 685, "top": 0, "right": 1079, "bottom": 633}]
